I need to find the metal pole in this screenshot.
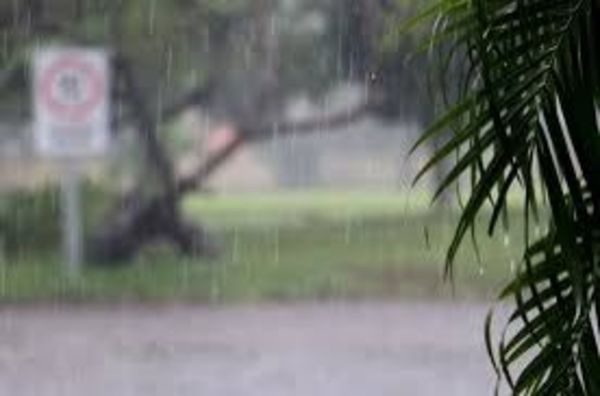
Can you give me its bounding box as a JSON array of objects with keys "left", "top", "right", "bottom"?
[{"left": 61, "top": 164, "right": 83, "bottom": 278}]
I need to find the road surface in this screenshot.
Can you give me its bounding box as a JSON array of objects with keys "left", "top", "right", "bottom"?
[{"left": 0, "top": 302, "right": 501, "bottom": 396}]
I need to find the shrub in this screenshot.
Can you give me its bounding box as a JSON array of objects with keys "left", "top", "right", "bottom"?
[{"left": 0, "top": 182, "right": 110, "bottom": 258}]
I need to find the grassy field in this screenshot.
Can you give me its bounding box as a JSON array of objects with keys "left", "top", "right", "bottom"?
[{"left": 0, "top": 190, "right": 529, "bottom": 303}]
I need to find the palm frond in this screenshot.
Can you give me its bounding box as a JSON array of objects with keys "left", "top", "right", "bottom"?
[{"left": 411, "top": 0, "right": 600, "bottom": 393}]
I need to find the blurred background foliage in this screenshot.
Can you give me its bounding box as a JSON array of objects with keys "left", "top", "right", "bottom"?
[{"left": 0, "top": 0, "right": 510, "bottom": 304}]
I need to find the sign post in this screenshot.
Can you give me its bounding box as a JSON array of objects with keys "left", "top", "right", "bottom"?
[
  {"left": 61, "top": 164, "right": 83, "bottom": 276},
  {"left": 33, "top": 47, "right": 110, "bottom": 277}
]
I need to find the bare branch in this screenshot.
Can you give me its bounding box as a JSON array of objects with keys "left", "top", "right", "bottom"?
[
  {"left": 176, "top": 134, "right": 245, "bottom": 194},
  {"left": 249, "top": 101, "right": 372, "bottom": 138},
  {"left": 176, "top": 101, "right": 372, "bottom": 193}
]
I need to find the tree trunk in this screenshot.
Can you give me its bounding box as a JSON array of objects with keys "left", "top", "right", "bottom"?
[
  {"left": 88, "top": 56, "right": 217, "bottom": 265},
  {"left": 88, "top": 49, "right": 371, "bottom": 265},
  {"left": 87, "top": 193, "right": 217, "bottom": 264}
]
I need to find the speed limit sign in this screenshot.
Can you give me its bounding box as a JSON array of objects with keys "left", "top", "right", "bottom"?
[
  {"left": 33, "top": 47, "right": 110, "bottom": 158},
  {"left": 33, "top": 47, "right": 111, "bottom": 274}
]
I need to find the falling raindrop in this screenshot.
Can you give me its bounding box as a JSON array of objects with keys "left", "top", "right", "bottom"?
[
  {"left": 231, "top": 228, "right": 239, "bottom": 263},
  {"left": 0, "top": 237, "right": 5, "bottom": 297},
  {"left": 148, "top": 0, "right": 157, "bottom": 36},
  {"left": 190, "top": 69, "right": 199, "bottom": 86},
  {"left": 1, "top": 31, "right": 8, "bottom": 61},
  {"left": 155, "top": 85, "right": 163, "bottom": 125},
  {"left": 181, "top": 260, "right": 190, "bottom": 292},
  {"left": 503, "top": 234, "right": 511, "bottom": 247},
  {"left": 344, "top": 218, "right": 352, "bottom": 245},
  {"left": 535, "top": 224, "right": 544, "bottom": 238},
  {"left": 336, "top": 31, "right": 343, "bottom": 78},
  {"left": 11, "top": 0, "right": 18, "bottom": 28},
  {"left": 270, "top": 122, "right": 280, "bottom": 157},
  {"left": 102, "top": 13, "right": 109, "bottom": 36},
  {"left": 209, "top": 280, "right": 220, "bottom": 302},
  {"left": 204, "top": 25, "right": 211, "bottom": 55},
  {"left": 24, "top": 7, "right": 31, "bottom": 36},
  {"left": 363, "top": 75, "right": 370, "bottom": 102},
  {"left": 273, "top": 227, "right": 280, "bottom": 265},
  {"left": 479, "top": 267, "right": 486, "bottom": 276},
  {"left": 510, "top": 259, "right": 516, "bottom": 274},
  {"left": 165, "top": 46, "right": 173, "bottom": 86},
  {"left": 115, "top": 99, "right": 124, "bottom": 125},
  {"left": 320, "top": 96, "right": 330, "bottom": 138},
  {"left": 369, "top": 72, "right": 377, "bottom": 83}
]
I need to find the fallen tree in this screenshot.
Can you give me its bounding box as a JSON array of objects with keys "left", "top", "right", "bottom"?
[{"left": 88, "top": 55, "right": 374, "bottom": 263}]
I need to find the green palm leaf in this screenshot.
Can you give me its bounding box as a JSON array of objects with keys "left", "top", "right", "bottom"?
[{"left": 409, "top": 0, "right": 600, "bottom": 393}]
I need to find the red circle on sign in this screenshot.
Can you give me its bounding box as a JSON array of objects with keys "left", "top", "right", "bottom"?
[{"left": 39, "top": 55, "right": 105, "bottom": 123}]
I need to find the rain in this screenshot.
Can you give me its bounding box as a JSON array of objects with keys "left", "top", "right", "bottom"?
[{"left": 0, "top": 1, "right": 572, "bottom": 395}]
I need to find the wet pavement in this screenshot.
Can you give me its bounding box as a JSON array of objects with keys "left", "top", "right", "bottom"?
[{"left": 0, "top": 302, "right": 499, "bottom": 396}]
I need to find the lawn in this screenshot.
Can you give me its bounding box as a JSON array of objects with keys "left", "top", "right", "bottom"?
[{"left": 0, "top": 190, "right": 530, "bottom": 303}]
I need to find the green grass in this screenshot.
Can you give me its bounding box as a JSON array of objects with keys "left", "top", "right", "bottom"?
[{"left": 0, "top": 190, "right": 532, "bottom": 303}]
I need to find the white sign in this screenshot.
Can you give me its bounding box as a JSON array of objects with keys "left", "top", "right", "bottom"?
[{"left": 33, "top": 47, "right": 110, "bottom": 158}]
